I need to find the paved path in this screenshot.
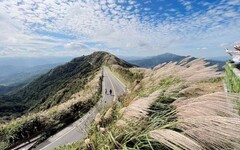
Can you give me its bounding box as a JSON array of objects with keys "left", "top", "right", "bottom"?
[{"left": 18, "top": 67, "right": 126, "bottom": 150}]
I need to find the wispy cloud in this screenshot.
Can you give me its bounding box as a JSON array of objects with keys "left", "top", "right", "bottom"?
[{"left": 0, "top": 0, "right": 239, "bottom": 57}]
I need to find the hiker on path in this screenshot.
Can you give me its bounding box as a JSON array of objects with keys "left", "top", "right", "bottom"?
[
  {"left": 105, "top": 89, "right": 107, "bottom": 95},
  {"left": 109, "top": 89, "right": 112, "bottom": 95}
]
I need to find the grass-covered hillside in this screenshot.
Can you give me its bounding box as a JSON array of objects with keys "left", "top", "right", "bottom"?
[
  {"left": 0, "top": 51, "right": 134, "bottom": 149},
  {"left": 0, "top": 51, "right": 132, "bottom": 119},
  {"left": 57, "top": 57, "right": 240, "bottom": 150}
]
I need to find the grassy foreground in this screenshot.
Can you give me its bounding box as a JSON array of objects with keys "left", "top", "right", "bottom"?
[{"left": 56, "top": 58, "right": 240, "bottom": 150}]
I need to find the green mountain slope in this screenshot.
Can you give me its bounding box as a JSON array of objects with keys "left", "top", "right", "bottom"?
[
  {"left": 0, "top": 51, "right": 133, "bottom": 119},
  {"left": 0, "top": 51, "right": 135, "bottom": 150}
]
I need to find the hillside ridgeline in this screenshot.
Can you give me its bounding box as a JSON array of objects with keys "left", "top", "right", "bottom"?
[
  {"left": 0, "top": 52, "right": 133, "bottom": 118},
  {"left": 0, "top": 51, "right": 134, "bottom": 149}
]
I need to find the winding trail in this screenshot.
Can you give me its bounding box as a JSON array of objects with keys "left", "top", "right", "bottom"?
[{"left": 16, "top": 67, "right": 126, "bottom": 150}]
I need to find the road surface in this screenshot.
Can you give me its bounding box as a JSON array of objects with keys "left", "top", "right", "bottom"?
[{"left": 16, "top": 67, "right": 126, "bottom": 150}]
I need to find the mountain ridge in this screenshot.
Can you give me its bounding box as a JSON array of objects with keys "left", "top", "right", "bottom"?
[
  {"left": 0, "top": 51, "right": 134, "bottom": 119},
  {"left": 127, "top": 52, "right": 225, "bottom": 70}
]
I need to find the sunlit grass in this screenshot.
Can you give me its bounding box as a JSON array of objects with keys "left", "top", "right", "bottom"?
[{"left": 56, "top": 58, "right": 240, "bottom": 150}]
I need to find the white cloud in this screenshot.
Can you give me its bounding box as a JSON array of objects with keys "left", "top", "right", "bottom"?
[
  {"left": 0, "top": 0, "right": 239, "bottom": 57},
  {"left": 64, "top": 41, "right": 90, "bottom": 50},
  {"left": 178, "top": 0, "right": 192, "bottom": 11}
]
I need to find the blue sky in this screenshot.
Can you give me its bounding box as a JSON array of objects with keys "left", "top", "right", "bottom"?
[{"left": 0, "top": 0, "right": 239, "bottom": 58}]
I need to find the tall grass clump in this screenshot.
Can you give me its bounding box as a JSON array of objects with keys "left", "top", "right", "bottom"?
[{"left": 56, "top": 94, "right": 178, "bottom": 150}]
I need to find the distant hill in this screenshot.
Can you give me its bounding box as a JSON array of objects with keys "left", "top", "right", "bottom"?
[
  {"left": 128, "top": 53, "right": 187, "bottom": 68},
  {"left": 127, "top": 53, "right": 225, "bottom": 70},
  {"left": 118, "top": 56, "right": 149, "bottom": 61},
  {"left": 0, "top": 51, "right": 133, "bottom": 118}
]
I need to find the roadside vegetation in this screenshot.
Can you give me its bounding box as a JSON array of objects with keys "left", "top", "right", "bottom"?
[
  {"left": 56, "top": 57, "right": 240, "bottom": 150},
  {"left": 0, "top": 52, "right": 136, "bottom": 149},
  {"left": 225, "top": 61, "right": 240, "bottom": 93},
  {"left": 0, "top": 72, "right": 102, "bottom": 150},
  {"left": 109, "top": 65, "right": 144, "bottom": 88}
]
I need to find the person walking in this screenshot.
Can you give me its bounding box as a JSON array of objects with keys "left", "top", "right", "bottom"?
[
  {"left": 105, "top": 89, "right": 107, "bottom": 95},
  {"left": 109, "top": 89, "right": 112, "bottom": 95}
]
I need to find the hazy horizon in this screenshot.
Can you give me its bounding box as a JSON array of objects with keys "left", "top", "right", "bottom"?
[{"left": 0, "top": 52, "right": 231, "bottom": 68}]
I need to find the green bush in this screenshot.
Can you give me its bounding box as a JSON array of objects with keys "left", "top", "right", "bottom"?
[{"left": 225, "top": 62, "right": 240, "bottom": 93}]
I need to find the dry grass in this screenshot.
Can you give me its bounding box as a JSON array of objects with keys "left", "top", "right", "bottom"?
[
  {"left": 99, "top": 127, "right": 106, "bottom": 134},
  {"left": 151, "top": 58, "right": 222, "bottom": 84},
  {"left": 115, "top": 120, "right": 127, "bottom": 127},
  {"left": 95, "top": 113, "right": 101, "bottom": 124},
  {"left": 148, "top": 93, "right": 240, "bottom": 150},
  {"left": 103, "top": 107, "right": 113, "bottom": 120},
  {"left": 84, "top": 138, "right": 93, "bottom": 150},
  {"left": 130, "top": 58, "right": 223, "bottom": 104},
  {"left": 56, "top": 58, "right": 240, "bottom": 150},
  {"left": 149, "top": 129, "right": 202, "bottom": 150},
  {"left": 179, "top": 81, "right": 223, "bottom": 97},
  {"left": 118, "top": 58, "right": 240, "bottom": 149},
  {"left": 172, "top": 92, "right": 240, "bottom": 149},
  {"left": 122, "top": 90, "right": 162, "bottom": 121},
  {"left": 174, "top": 92, "right": 238, "bottom": 118},
  {"left": 120, "top": 58, "right": 224, "bottom": 122},
  {"left": 178, "top": 56, "right": 194, "bottom": 66},
  {"left": 179, "top": 116, "right": 240, "bottom": 149}
]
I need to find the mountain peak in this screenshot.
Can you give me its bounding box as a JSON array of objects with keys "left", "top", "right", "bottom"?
[
  {"left": 162, "top": 52, "right": 175, "bottom": 55},
  {"left": 65, "top": 51, "right": 134, "bottom": 69},
  {"left": 92, "top": 51, "right": 111, "bottom": 55},
  {"left": 158, "top": 52, "right": 179, "bottom": 57},
  {"left": 129, "top": 53, "right": 186, "bottom": 68}
]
